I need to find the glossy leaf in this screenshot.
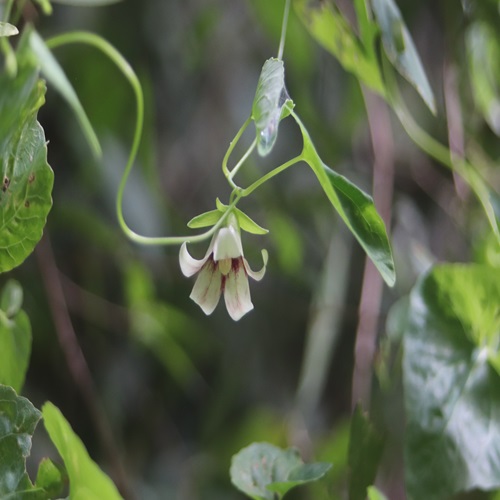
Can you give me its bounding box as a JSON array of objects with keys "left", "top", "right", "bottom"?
[
  {"left": 295, "top": 113, "right": 395, "bottom": 286},
  {"left": 403, "top": 264, "right": 500, "bottom": 499},
  {"left": 0, "top": 22, "right": 19, "bottom": 37},
  {"left": 29, "top": 30, "right": 101, "bottom": 157},
  {"left": 371, "top": 0, "right": 436, "bottom": 113},
  {"left": 230, "top": 442, "right": 331, "bottom": 500},
  {"left": 348, "top": 406, "right": 384, "bottom": 500},
  {"left": 294, "top": 0, "right": 384, "bottom": 95},
  {"left": 42, "top": 402, "right": 123, "bottom": 499},
  {"left": 252, "top": 58, "right": 293, "bottom": 156},
  {"left": 0, "top": 385, "right": 43, "bottom": 498},
  {"left": 0, "top": 282, "right": 32, "bottom": 393},
  {"left": 0, "top": 36, "right": 54, "bottom": 274}
]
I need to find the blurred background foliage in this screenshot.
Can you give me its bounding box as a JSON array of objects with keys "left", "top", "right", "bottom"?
[{"left": 5, "top": 0, "right": 500, "bottom": 498}]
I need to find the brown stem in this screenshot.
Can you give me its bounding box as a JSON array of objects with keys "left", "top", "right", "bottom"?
[
  {"left": 35, "top": 234, "right": 134, "bottom": 499},
  {"left": 351, "top": 90, "right": 395, "bottom": 411}
]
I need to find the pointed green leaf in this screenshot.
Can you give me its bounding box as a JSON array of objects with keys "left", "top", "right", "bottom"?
[
  {"left": 252, "top": 58, "right": 293, "bottom": 156},
  {"left": 295, "top": 113, "right": 395, "bottom": 286},
  {"left": 294, "top": 0, "right": 385, "bottom": 95},
  {"left": 42, "top": 402, "right": 123, "bottom": 499},
  {"left": 0, "top": 22, "right": 19, "bottom": 37},
  {"left": 0, "top": 35, "right": 54, "bottom": 274},
  {"left": 230, "top": 442, "right": 331, "bottom": 500},
  {"left": 348, "top": 406, "right": 384, "bottom": 500},
  {"left": 371, "top": 0, "right": 436, "bottom": 114},
  {"left": 0, "top": 385, "right": 43, "bottom": 498},
  {"left": 187, "top": 209, "right": 223, "bottom": 229},
  {"left": 29, "top": 30, "right": 101, "bottom": 157},
  {"left": 216, "top": 197, "right": 227, "bottom": 212},
  {"left": 0, "top": 282, "right": 31, "bottom": 393},
  {"left": 403, "top": 264, "right": 500, "bottom": 499}
]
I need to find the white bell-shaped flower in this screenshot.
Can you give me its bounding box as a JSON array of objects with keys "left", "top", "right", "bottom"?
[{"left": 179, "top": 213, "right": 267, "bottom": 321}]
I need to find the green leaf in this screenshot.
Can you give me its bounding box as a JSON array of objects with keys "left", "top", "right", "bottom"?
[
  {"left": 371, "top": 0, "right": 436, "bottom": 114},
  {"left": 0, "top": 385, "right": 43, "bottom": 498},
  {"left": 294, "top": 0, "right": 385, "bottom": 95},
  {"left": 466, "top": 22, "right": 500, "bottom": 136},
  {"left": 28, "top": 30, "right": 101, "bottom": 157},
  {"left": 0, "top": 22, "right": 19, "bottom": 37},
  {"left": 230, "top": 442, "right": 331, "bottom": 500},
  {"left": 295, "top": 113, "right": 395, "bottom": 286},
  {"left": 348, "top": 406, "right": 384, "bottom": 500},
  {"left": 0, "top": 282, "right": 32, "bottom": 393},
  {"left": 187, "top": 209, "right": 223, "bottom": 229},
  {"left": 403, "top": 264, "right": 500, "bottom": 499},
  {"left": 35, "top": 458, "right": 66, "bottom": 498},
  {"left": 0, "top": 35, "right": 54, "bottom": 274},
  {"left": 252, "top": 58, "right": 294, "bottom": 156},
  {"left": 367, "top": 486, "right": 389, "bottom": 500},
  {"left": 42, "top": 402, "right": 123, "bottom": 499}
]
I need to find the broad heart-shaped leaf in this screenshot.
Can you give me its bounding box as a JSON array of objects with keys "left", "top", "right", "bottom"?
[
  {"left": 371, "top": 0, "right": 436, "bottom": 114},
  {"left": 252, "top": 58, "right": 293, "bottom": 156},
  {"left": 42, "top": 402, "right": 123, "bottom": 499},
  {"left": 0, "top": 281, "right": 32, "bottom": 393},
  {"left": 294, "top": 0, "right": 385, "bottom": 95},
  {"left": 403, "top": 264, "right": 500, "bottom": 500},
  {"left": 0, "top": 36, "right": 54, "bottom": 274},
  {"left": 230, "top": 442, "right": 331, "bottom": 500},
  {"left": 0, "top": 22, "right": 19, "bottom": 37},
  {"left": 348, "top": 406, "right": 384, "bottom": 500},
  {"left": 0, "top": 385, "right": 43, "bottom": 498},
  {"left": 294, "top": 112, "right": 395, "bottom": 287}
]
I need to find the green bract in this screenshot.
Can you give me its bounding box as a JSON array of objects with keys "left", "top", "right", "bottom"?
[
  {"left": 188, "top": 199, "right": 268, "bottom": 235},
  {"left": 0, "top": 34, "right": 54, "bottom": 273}
]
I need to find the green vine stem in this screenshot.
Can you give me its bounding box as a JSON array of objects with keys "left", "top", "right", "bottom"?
[
  {"left": 46, "top": 31, "right": 242, "bottom": 247},
  {"left": 277, "top": 0, "right": 291, "bottom": 61}
]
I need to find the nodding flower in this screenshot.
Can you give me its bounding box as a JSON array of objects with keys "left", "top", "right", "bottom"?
[{"left": 179, "top": 213, "right": 267, "bottom": 321}]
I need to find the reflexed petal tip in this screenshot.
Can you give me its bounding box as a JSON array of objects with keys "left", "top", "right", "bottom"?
[
  {"left": 179, "top": 242, "right": 208, "bottom": 277},
  {"left": 244, "top": 249, "right": 268, "bottom": 282}
]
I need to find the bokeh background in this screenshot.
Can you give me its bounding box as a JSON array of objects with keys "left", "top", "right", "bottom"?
[{"left": 8, "top": 0, "right": 495, "bottom": 498}]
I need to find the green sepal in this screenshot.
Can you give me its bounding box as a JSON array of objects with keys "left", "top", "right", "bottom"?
[
  {"left": 215, "top": 199, "right": 269, "bottom": 235},
  {"left": 187, "top": 209, "right": 223, "bottom": 229}
]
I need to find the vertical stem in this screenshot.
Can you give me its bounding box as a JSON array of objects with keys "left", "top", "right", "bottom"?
[
  {"left": 277, "top": 0, "right": 291, "bottom": 60},
  {"left": 36, "top": 234, "right": 135, "bottom": 500},
  {"left": 351, "top": 89, "right": 395, "bottom": 411}
]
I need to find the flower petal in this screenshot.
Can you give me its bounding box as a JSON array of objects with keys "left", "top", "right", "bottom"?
[
  {"left": 243, "top": 249, "right": 268, "bottom": 282},
  {"left": 213, "top": 226, "right": 244, "bottom": 261},
  {"left": 190, "top": 260, "right": 222, "bottom": 315},
  {"left": 224, "top": 260, "right": 253, "bottom": 321},
  {"left": 179, "top": 241, "right": 211, "bottom": 277}
]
